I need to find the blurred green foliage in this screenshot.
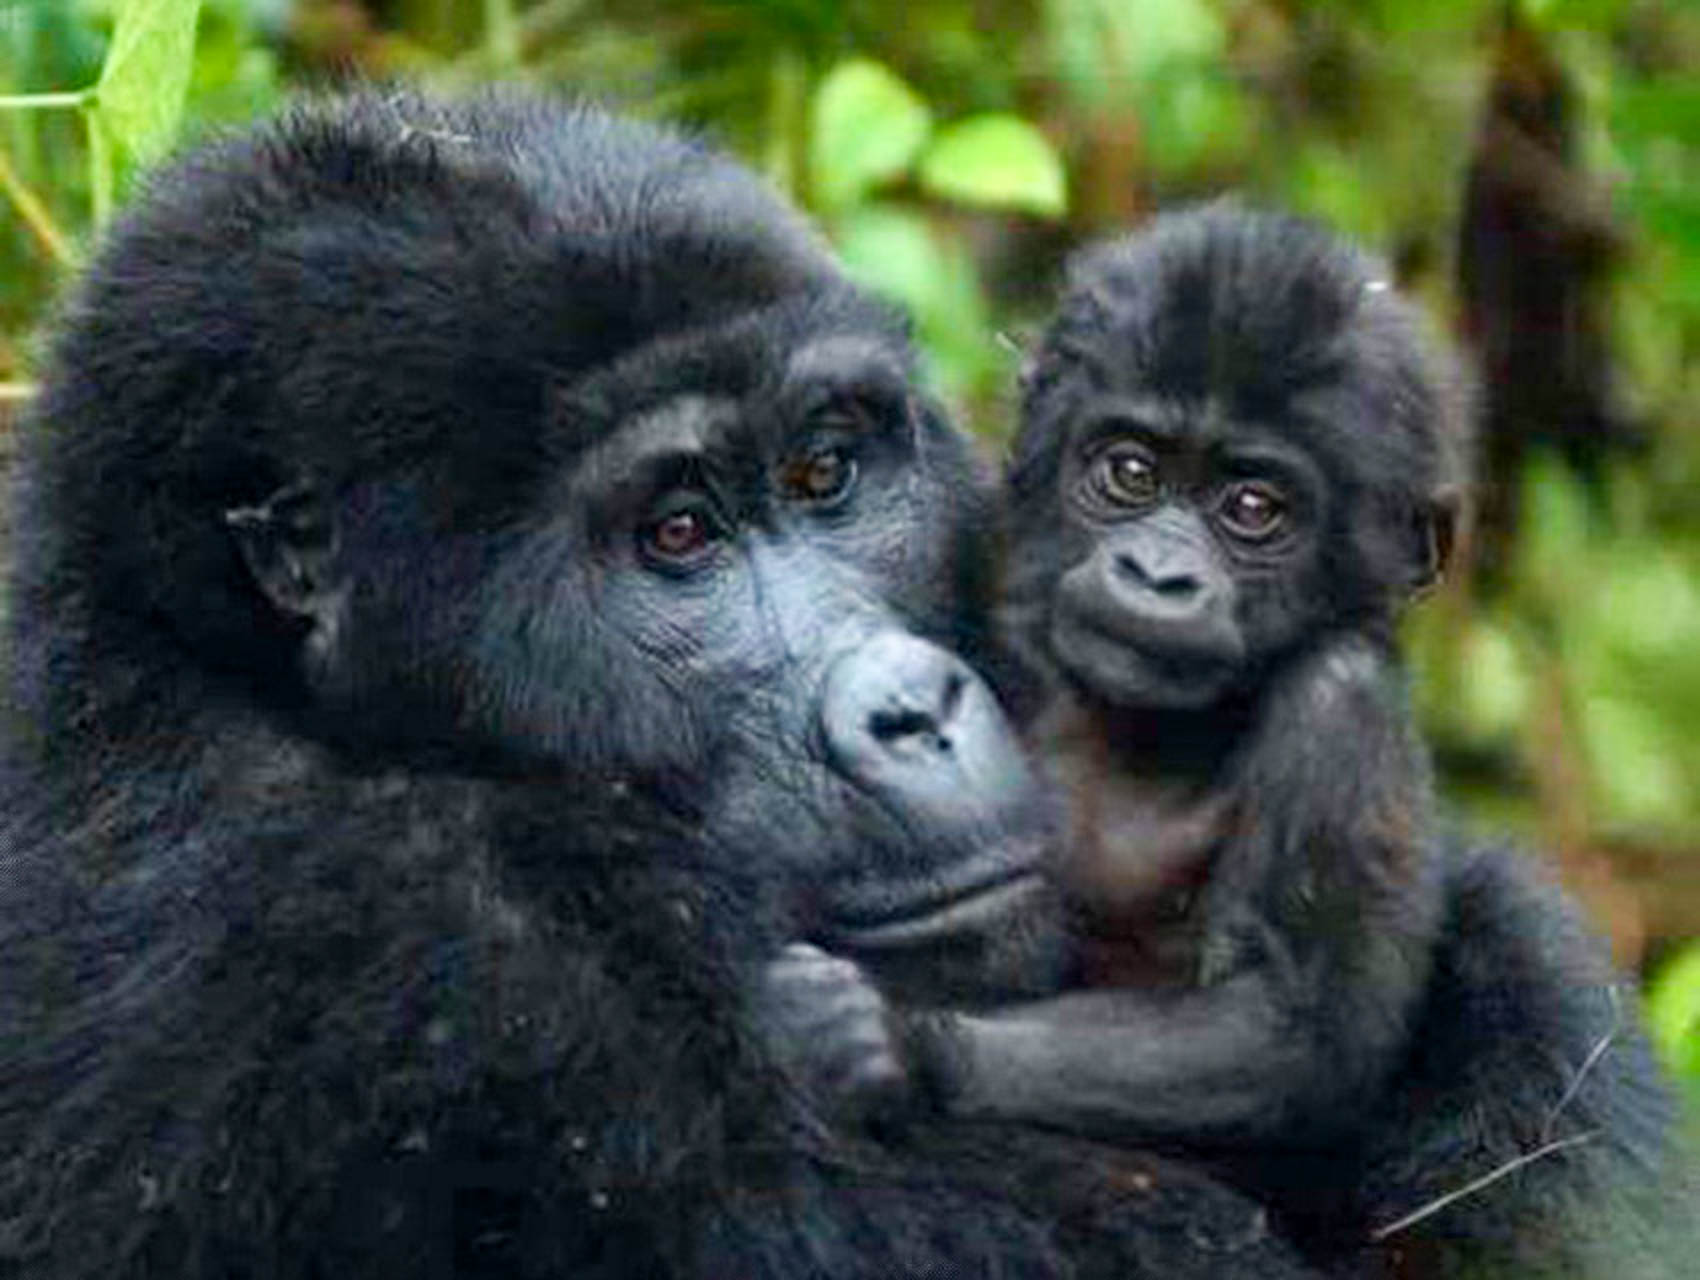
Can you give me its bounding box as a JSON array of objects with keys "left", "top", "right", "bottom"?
[{"left": 2, "top": 0, "right": 1698, "bottom": 1094}]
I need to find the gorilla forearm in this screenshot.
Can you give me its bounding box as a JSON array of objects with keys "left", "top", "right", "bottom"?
[{"left": 920, "top": 977, "right": 1322, "bottom": 1145}]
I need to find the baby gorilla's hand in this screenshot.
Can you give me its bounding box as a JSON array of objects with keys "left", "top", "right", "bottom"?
[{"left": 757, "top": 943, "right": 911, "bottom": 1129}]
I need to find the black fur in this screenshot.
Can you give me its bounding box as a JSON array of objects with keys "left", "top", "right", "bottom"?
[
  {"left": 0, "top": 95, "right": 1326, "bottom": 1280},
  {"left": 914, "top": 205, "right": 1686, "bottom": 1277}
]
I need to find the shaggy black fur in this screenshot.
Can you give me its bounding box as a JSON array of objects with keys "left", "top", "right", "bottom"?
[
  {"left": 0, "top": 96, "right": 1326, "bottom": 1279},
  {"left": 915, "top": 206, "right": 1685, "bottom": 1278}
]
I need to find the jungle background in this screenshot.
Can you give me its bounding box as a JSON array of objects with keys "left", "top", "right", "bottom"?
[{"left": 1, "top": 0, "right": 1698, "bottom": 1118}]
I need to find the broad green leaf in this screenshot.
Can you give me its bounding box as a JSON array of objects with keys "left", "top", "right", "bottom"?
[
  {"left": 809, "top": 59, "right": 931, "bottom": 213},
  {"left": 94, "top": 0, "right": 203, "bottom": 163},
  {"left": 1645, "top": 943, "right": 1700, "bottom": 1091},
  {"left": 831, "top": 204, "right": 1000, "bottom": 410},
  {"left": 833, "top": 205, "right": 946, "bottom": 318},
  {"left": 918, "top": 116, "right": 1066, "bottom": 218}
]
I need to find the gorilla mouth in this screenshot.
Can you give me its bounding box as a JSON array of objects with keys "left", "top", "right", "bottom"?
[
  {"left": 1053, "top": 615, "right": 1237, "bottom": 710},
  {"left": 820, "top": 851, "right": 1050, "bottom": 951}
]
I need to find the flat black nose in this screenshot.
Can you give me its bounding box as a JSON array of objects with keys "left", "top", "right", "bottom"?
[
  {"left": 819, "top": 633, "right": 1034, "bottom": 822},
  {"left": 1115, "top": 547, "right": 1202, "bottom": 600},
  {"left": 825, "top": 634, "right": 968, "bottom": 764}
]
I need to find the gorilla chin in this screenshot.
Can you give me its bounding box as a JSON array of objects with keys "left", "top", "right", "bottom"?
[
  {"left": 820, "top": 857, "right": 1067, "bottom": 1006},
  {"left": 1049, "top": 611, "right": 1239, "bottom": 712}
]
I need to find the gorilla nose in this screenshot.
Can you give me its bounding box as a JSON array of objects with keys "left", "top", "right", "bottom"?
[
  {"left": 866, "top": 668, "right": 965, "bottom": 754},
  {"left": 820, "top": 632, "right": 1036, "bottom": 823},
  {"left": 1116, "top": 549, "right": 1202, "bottom": 601}
]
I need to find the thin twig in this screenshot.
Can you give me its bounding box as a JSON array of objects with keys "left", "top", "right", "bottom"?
[
  {"left": 0, "top": 144, "right": 75, "bottom": 267},
  {"left": 1371, "top": 1131, "right": 1599, "bottom": 1241},
  {"left": 1544, "top": 987, "right": 1621, "bottom": 1140}
]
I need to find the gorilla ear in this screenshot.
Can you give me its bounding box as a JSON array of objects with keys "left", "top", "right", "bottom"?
[
  {"left": 1408, "top": 489, "right": 1462, "bottom": 596},
  {"left": 224, "top": 481, "right": 342, "bottom": 624}
]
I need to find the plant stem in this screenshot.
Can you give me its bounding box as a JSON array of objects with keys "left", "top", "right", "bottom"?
[
  {"left": 84, "top": 106, "right": 113, "bottom": 229},
  {"left": 0, "top": 92, "right": 90, "bottom": 111},
  {"left": 0, "top": 144, "right": 74, "bottom": 267}
]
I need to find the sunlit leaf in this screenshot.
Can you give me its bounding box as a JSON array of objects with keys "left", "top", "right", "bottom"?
[
  {"left": 809, "top": 59, "right": 931, "bottom": 213},
  {"left": 1121, "top": 0, "right": 1224, "bottom": 76},
  {"left": 94, "top": 0, "right": 203, "bottom": 163},
  {"left": 830, "top": 203, "right": 1000, "bottom": 412},
  {"left": 918, "top": 115, "right": 1066, "bottom": 217},
  {"left": 1455, "top": 619, "right": 1534, "bottom": 743},
  {"left": 1646, "top": 943, "right": 1700, "bottom": 1094}
]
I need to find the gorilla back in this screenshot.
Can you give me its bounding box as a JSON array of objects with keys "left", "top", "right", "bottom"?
[{"left": 0, "top": 94, "right": 1314, "bottom": 1279}]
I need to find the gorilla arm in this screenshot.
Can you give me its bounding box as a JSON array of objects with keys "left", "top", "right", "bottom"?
[
  {"left": 932, "top": 638, "right": 1442, "bottom": 1146},
  {"left": 767, "top": 638, "right": 1444, "bottom": 1149}
]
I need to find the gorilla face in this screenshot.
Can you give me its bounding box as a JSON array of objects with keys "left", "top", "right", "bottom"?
[{"left": 219, "top": 279, "right": 1062, "bottom": 1005}]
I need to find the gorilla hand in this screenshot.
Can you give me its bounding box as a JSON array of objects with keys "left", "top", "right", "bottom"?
[{"left": 757, "top": 943, "right": 912, "bottom": 1130}]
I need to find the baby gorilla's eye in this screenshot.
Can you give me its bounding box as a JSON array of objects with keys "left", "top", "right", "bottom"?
[
  {"left": 640, "top": 509, "right": 717, "bottom": 564},
  {"left": 1217, "top": 482, "right": 1287, "bottom": 541},
  {"left": 1089, "top": 450, "right": 1159, "bottom": 508},
  {"left": 782, "top": 445, "right": 858, "bottom": 506}
]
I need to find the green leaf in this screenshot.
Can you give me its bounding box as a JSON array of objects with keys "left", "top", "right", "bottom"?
[
  {"left": 1513, "top": 453, "right": 1595, "bottom": 609},
  {"left": 1141, "top": 71, "right": 1254, "bottom": 176},
  {"left": 1579, "top": 693, "right": 1690, "bottom": 828},
  {"left": 1456, "top": 619, "right": 1533, "bottom": 744},
  {"left": 809, "top": 59, "right": 931, "bottom": 213},
  {"left": 833, "top": 205, "right": 947, "bottom": 316},
  {"left": 1646, "top": 943, "right": 1700, "bottom": 1093},
  {"left": 1611, "top": 78, "right": 1700, "bottom": 148},
  {"left": 830, "top": 204, "right": 1001, "bottom": 410},
  {"left": 94, "top": 0, "right": 203, "bottom": 164},
  {"left": 1048, "top": 0, "right": 1222, "bottom": 93},
  {"left": 918, "top": 115, "right": 1066, "bottom": 218}
]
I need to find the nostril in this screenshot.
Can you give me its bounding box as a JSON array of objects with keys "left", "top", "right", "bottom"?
[
  {"left": 1115, "top": 552, "right": 1199, "bottom": 598},
  {"left": 1150, "top": 572, "right": 1200, "bottom": 599},
  {"left": 869, "top": 706, "right": 951, "bottom": 752}
]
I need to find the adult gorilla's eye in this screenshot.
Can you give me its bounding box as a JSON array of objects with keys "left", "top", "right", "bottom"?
[
  {"left": 782, "top": 445, "right": 858, "bottom": 506},
  {"left": 1089, "top": 451, "right": 1159, "bottom": 508},
  {"left": 640, "top": 508, "right": 718, "bottom": 564},
  {"left": 1217, "top": 482, "right": 1287, "bottom": 541}
]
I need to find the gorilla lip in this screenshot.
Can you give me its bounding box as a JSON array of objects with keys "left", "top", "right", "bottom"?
[{"left": 821, "top": 862, "right": 1049, "bottom": 950}]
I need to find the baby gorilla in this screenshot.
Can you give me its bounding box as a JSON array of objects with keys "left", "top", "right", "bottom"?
[
  {"left": 769, "top": 204, "right": 1456, "bottom": 1149},
  {"left": 971, "top": 203, "right": 1460, "bottom": 1145},
  {"left": 766, "top": 206, "right": 1685, "bottom": 1277}
]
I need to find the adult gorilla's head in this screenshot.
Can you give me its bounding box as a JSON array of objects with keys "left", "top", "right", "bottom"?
[{"left": 10, "top": 92, "right": 1057, "bottom": 1002}]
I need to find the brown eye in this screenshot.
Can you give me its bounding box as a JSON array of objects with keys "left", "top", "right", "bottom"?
[
  {"left": 643, "top": 510, "right": 713, "bottom": 561},
  {"left": 783, "top": 446, "right": 857, "bottom": 505},
  {"left": 1218, "top": 482, "right": 1287, "bottom": 541},
  {"left": 1091, "top": 451, "right": 1159, "bottom": 508}
]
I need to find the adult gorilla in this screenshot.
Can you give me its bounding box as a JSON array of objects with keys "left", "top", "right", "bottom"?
[{"left": 0, "top": 93, "right": 1313, "bottom": 1279}]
